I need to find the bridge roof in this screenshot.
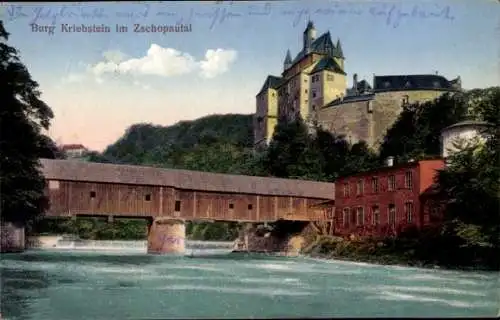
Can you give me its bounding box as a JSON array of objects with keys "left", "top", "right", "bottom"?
[{"left": 40, "top": 159, "right": 335, "bottom": 200}]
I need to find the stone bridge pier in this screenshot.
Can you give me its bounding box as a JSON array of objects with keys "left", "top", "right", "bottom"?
[{"left": 147, "top": 217, "right": 186, "bottom": 254}]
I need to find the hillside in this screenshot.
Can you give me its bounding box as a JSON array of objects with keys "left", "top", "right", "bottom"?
[{"left": 88, "top": 113, "right": 254, "bottom": 173}]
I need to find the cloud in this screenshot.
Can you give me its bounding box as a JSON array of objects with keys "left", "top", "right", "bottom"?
[
  {"left": 102, "top": 50, "right": 127, "bottom": 64},
  {"left": 88, "top": 44, "right": 237, "bottom": 79},
  {"left": 199, "top": 49, "right": 238, "bottom": 79}
]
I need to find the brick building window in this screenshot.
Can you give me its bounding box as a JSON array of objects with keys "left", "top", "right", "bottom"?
[
  {"left": 356, "top": 179, "right": 364, "bottom": 195},
  {"left": 371, "top": 177, "right": 379, "bottom": 193},
  {"left": 174, "top": 200, "right": 181, "bottom": 212},
  {"left": 356, "top": 207, "right": 365, "bottom": 226},
  {"left": 388, "top": 175, "right": 396, "bottom": 191},
  {"left": 90, "top": 191, "right": 96, "bottom": 198},
  {"left": 343, "top": 208, "right": 350, "bottom": 227},
  {"left": 404, "top": 171, "right": 413, "bottom": 189},
  {"left": 248, "top": 204, "right": 253, "bottom": 210},
  {"left": 229, "top": 203, "right": 234, "bottom": 209},
  {"left": 372, "top": 205, "right": 380, "bottom": 225},
  {"left": 343, "top": 183, "right": 350, "bottom": 197},
  {"left": 405, "top": 202, "right": 414, "bottom": 223},
  {"left": 388, "top": 204, "right": 396, "bottom": 226},
  {"left": 145, "top": 194, "right": 151, "bottom": 201}
]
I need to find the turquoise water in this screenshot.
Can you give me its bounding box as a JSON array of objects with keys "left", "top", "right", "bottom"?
[{"left": 1, "top": 245, "right": 498, "bottom": 319}]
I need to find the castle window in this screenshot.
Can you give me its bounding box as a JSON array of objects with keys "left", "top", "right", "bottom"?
[
  {"left": 367, "top": 100, "right": 373, "bottom": 113},
  {"left": 312, "top": 90, "right": 317, "bottom": 98},
  {"left": 305, "top": 89, "right": 308, "bottom": 94},
  {"left": 402, "top": 95, "right": 409, "bottom": 106},
  {"left": 327, "top": 74, "right": 334, "bottom": 81}
]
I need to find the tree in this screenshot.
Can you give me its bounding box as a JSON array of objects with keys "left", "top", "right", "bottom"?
[
  {"left": 436, "top": 87, "right": 500, "bottom": 255},
  {"left": 0, "top": 20, "right": 56, "bottom": 227},
  {"left": 379, "top": 93, "right": 468, "bottom": 162}
]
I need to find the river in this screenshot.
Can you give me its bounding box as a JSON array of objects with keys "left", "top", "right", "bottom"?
[{"left": 0, "top": 241, "right": 498, "bottom": 319}]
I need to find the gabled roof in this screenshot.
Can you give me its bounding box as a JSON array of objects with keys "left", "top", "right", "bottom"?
[
  {"left": 257, "top": 75, "right": 283, "bottom": 96},
  {"left": 40, "top": 159, "right": 336, "bottom": 200},
  {"left": 61, "top": 144, "right": 87, "bottom": 151},
  {"left": 291, "top": 31, "right": 341, "bottom": 65},
  {"left": 310, "top": 56, "right": 346, "bottom": 75},
  {"left": 373, "top": 74, "right": 461, "bottom": 92}
]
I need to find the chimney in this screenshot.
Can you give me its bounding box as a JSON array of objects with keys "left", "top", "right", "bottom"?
[
  {"left": 353, "top": 73, "right": 358, "bottom": 93},
  {"left": 385, "top": 156, "right": 394, "bottom": 167}
]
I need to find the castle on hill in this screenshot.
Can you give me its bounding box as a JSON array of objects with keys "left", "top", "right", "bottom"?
[{"left": 254, "top": 21, "right": 462, "bottom": 150}]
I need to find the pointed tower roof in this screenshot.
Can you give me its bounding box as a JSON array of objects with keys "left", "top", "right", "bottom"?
[
  {"left": 304, "top": 20, "right": 315, "bottom": 33},
  {"left": 334, "top": 38, "right": 345, "bottom": 59},
  {"left": 284, "top": 49, "right": 292, "bottom": 65}
]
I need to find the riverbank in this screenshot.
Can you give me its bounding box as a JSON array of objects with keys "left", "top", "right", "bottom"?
[{"left": 300, "top": 235, "right": 499, "bottom": 272}]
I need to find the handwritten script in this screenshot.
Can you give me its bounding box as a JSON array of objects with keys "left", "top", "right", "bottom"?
[
  {"left": 159, "top": 235, "right": 185, "bottom": 246},
  {"left": 3, "top": 2, "right": 455, "bottom": 29}
]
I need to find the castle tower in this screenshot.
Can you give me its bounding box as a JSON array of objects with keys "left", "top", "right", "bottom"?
[
  {"left": 303, "top": 21, "right": 316, "bottom": 53},
  {"left": 333, "top": 38, "right": 345, "bottom": 70},
  {"left": 283, "top": 49, "right": 292, "bottom": 70}
]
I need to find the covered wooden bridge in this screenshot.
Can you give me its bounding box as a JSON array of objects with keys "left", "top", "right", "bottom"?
[{"left": 40, "top": 159, "right": 335, "bottom": 223}]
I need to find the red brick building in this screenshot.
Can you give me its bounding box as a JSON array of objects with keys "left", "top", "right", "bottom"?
[{"left": 332, "top": 159, "right": 445, "bottom": 238}]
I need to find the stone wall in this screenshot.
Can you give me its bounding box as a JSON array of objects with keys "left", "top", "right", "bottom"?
[
  {"left": 318, "top": 90, "right": 450, "bottom": 151},
  {"left": 0, "top": 222, "right": 25, "bottom": 253}
]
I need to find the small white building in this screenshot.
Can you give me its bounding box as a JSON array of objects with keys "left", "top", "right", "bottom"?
[
  {"left": 61, "top": 144, "right": 88, "bottom": 158},
  {"left": 440, "top": 120, "right": 491, "bottom": 159}
]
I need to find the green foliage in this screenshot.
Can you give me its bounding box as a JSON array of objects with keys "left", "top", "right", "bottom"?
[
  {"left": 435, "top": 87, "right": 500, "bottom": 259},
  {"left": 0, "top": 21, "right": 60, "bottom": 228},
  {"left": 379, "top": 92, "right": 469, "bottom": 161},
  {"left": 32, "top": 218, "right": 147, "bottom": 240}
]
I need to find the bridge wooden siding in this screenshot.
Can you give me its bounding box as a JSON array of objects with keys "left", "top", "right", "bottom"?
[{"left": 40, "top": 159, "right": 335, "bottom": 222}]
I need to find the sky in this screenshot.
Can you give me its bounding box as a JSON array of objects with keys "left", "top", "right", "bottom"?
[{"left": 2, "top": 0, "right": 499, "bottom": 151}]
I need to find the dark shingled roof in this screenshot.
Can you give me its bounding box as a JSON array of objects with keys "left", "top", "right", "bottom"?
[
  {"left": 323, "top": 93, "right": 375, "bottom": 108},
  {"left": 40, "top": 159, "right": 335, "bottom": 200},
  {"left": 291, "top": 31, "right": 344, "bottom": 65},
  {"left": 257, "top": 75, "right": 283, "bottom": 96},
  {"left": 310, "top": 56, "right": 346, "bottom": 75},
  {"left": 373, "top": 75, "right": 461, "bottom": 92}
]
